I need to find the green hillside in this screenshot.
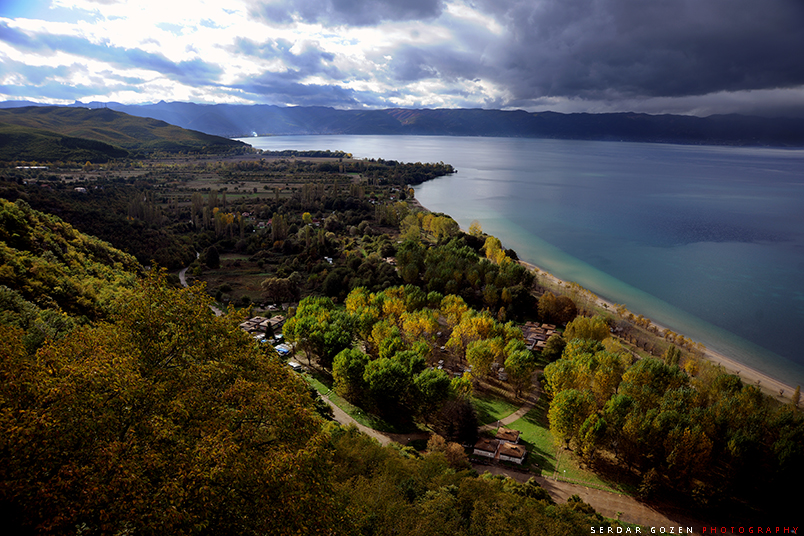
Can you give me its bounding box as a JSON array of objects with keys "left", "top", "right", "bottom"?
[
  {"left": 0, "top": 197, "right": 140, "bottom": 321},
  {"left": 0, "top": 106, "right": 249, "bottom": 160},
  {"left": 0, "top": 123, "right": 130, "bottom": 162}
]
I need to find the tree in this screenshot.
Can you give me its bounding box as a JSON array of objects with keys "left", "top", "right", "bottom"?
[
  {"left": 564, "top": 315, "right": 609, "bottom": 342},
  {"left": 445, "top": 310, "right": 496, "bottom": 359},
  {"left": 538, "top": 291, "right": 577, "bottom": 324},
  {"left": 363, "top": 357, "right": 411, "bottom": 418},
  {"left": 283, "top": 296, "right": 354, "bottom": 369},
  {"left": 663, "top": 344, "right": 682, "bottom": 366},
  {"left": 426, "top": 434, "right": 470, "bottom": 469},
  {"left": 433, "top": 398, "right": 479, "bottom": 444},
  {"left": 201, "top": 244, "right": 220, "bottom": 269},
  {"left": 543, "top": 357, "right": 584, "bottom": 396},
  {"left": 541, "top": 332, "right": 566, "bottom": 362},
  {"left": 261, "top": 275, "right": 300, "bottom": 303},
  {"left": 414, "top": 368, "right": 452, "bottom": 417},
  {"left": 548, "top": 388, "right": 596, "bottom": 449},
  {"left": 619, "top": 357, "right": 688, "bottom": 410},
  {"left": 0, "top": 271, "right": 337, "bottom": 535},
  {"left": 578, "top": 413, "right": 607, "bottom": 463},
  {"left": 333, "top": 348, "right": 370, "bottom": 401},
  {"left": 440, "top": 294, "right": 469, "bottom": 330},
  {"left": 505, "top": 346, "right": 537, "bottom": 398},
  {"left": 401, "top": 309, "right": 440, "bottom": 346},
  {"left": 465, "top": 337, "right": 504, "bottom": 380},
  {"left": 554, "top": 295, "right": 578, "bottom": 324}
]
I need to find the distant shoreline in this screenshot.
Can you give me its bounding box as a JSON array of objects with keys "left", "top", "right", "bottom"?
[{"left": 411, "top": 197, "right": 799, "bottom": 402}]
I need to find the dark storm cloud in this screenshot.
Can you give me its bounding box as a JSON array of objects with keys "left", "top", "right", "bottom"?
[
  {"left": 0, "top": 21, "right": 223, "bottom": 88},
  {"left": 248, "top": 0, "right": 444, "bottom": 26},
  {"left": 383, "top": 45, "right": 481, "bottom": 83},
  {"left": 472, "top": 0, "right": 804, "bottom": 103}
]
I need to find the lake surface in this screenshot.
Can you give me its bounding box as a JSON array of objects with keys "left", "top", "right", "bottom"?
[{"left": 242, "top": 135, "right": 804, "bottom": 388}]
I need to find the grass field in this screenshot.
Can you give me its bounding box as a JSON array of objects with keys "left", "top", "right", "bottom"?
[
  {"left": 301, "top": 367, "right": 413, "bottom": 434},
  {"left": 509, "top": 397, "right": 625, "bottom": 493},
  {"left": 472, "top": 392, "right": 520, "bottom": 425}
]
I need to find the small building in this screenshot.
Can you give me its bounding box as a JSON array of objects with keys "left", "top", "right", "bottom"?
[
  {"left": 259, "top": 315, "right": 285, "bottom": 332},
  {"left": 496, "top": 427, "right": 520, "bottom": 444},
  {"left": 521, "top": 321, "right": 549, "bottom": 350},
  {"left": 472, "top": 438, "right": 500, "bottom": 459},
  {"left": 498, "top": 442, "right": 527, "bottom": 465}
]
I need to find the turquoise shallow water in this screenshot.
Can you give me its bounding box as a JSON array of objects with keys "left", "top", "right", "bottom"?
[{"left": 242, "top": 135, "right": 804, "bottom": 388}]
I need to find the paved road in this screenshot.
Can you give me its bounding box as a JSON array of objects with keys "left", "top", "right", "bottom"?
[{"left": 178, "top": 266, "right": 223, "bottom": 316}]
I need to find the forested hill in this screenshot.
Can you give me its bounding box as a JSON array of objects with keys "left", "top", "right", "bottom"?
[
  {"left": 0, "top": 106, "right": 249, "bottom": 161},
  {"left": 0, "top": 202, "right": 609, "bottom": 536},
  {"left": 4, "top": 101, "right": 803, "bottom": 146},
  {"left": 0, "top": 197, "right": 140, "bottom": 322}
]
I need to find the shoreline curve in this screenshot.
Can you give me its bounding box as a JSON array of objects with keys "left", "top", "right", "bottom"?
[{"left": 409, "top": 196, "right": 799, "bottom": 401}]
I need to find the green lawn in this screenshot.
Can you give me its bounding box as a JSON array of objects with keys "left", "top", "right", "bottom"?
[
  {"left": 301, "top": 369, "right": 410, "bottom": 434},
  {"left": 508, "top": 397, "right": 624, "bottom": 493},
  {"left": 472, "top": 393, "right": 520, "bottom": 425}
]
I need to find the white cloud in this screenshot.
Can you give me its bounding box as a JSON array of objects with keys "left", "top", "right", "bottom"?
[{"left": 1, "top": 0, "right": 802, "bottom": 116}]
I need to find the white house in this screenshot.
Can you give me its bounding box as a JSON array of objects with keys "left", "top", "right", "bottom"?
[
  {"left": 498, "top": 442, "right": 527, "bottom": 465},
  {"left": 472, "top": 438, "right": 500, "bottom": 459}
]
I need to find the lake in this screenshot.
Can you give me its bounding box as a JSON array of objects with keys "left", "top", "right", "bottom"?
[{"left": 242, "top": 135, "right": 804, "bottom": 388}]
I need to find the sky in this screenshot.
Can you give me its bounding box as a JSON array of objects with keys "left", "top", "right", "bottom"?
[{"left": 1, "top": 0, "right": 803, "bottom": 116}]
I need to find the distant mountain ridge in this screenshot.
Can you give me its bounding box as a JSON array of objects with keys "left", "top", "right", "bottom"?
[
  {"left": 92, "top": 103, "right": 804, "bottom": 146},
  {"left": 3, "top": 100, "right": 803, "bottom": 147}
]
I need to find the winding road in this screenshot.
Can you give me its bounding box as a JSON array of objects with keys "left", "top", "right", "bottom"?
[{"left": 179, "top": 266, "right": 223, "bottom": 316}]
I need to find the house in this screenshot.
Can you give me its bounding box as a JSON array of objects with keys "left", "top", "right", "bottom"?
[
  {"left": 240, "top": 317, "right": 266, "bottom": 333},
  {"left": 498, "top": 442, "right": 527, "bottom": 464},
  {"left": 258, "top": 315, "right": 285, "bottom": 332},
  {"left": 520, "top": 321, "right": 549, "bottom": 349},
  {"left": 472, "top": 438, "right": 500, "bottom": 459},
  {"left": 496, "top": 427, "right": 520, "bottom": 444}
]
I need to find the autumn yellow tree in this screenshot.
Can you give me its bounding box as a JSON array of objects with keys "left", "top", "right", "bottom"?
[{"left": 0, "top": 271, "right": 339, "bottom": 535}]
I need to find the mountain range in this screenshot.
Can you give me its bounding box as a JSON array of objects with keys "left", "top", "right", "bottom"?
[{"left": 3, "top": 100, "right": 803, "bottom": 147}]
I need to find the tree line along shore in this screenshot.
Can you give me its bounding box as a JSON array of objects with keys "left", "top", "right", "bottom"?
[{"left": 1, "top": 151, "right": 802, "bottom": 531}]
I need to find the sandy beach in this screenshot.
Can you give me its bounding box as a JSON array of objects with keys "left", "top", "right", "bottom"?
[
  {"left": 516, "top": 260, "right": 798, "bottom": 401},
  {"left": 409, "top": 195, "right": 799, "bottom": 402}
]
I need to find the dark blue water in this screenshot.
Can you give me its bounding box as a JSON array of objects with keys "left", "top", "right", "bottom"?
[{"left": 242, "top": 135, "right": 804, "bottom": 388}]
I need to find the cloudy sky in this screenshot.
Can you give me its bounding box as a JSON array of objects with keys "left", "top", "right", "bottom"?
[{"left": 1, "top": 0, "right": 803, "bottom": 116}]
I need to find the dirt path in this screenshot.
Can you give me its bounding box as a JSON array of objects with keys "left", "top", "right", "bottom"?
[
  {"left": 474, "top": 464, "right": 705, "bottom": 534},
  {"left": 319, "top": 393, "right": 395, "bottom": 445},
  {"left": 479, "top": 373, "right": 541, "bottom": 432}
]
